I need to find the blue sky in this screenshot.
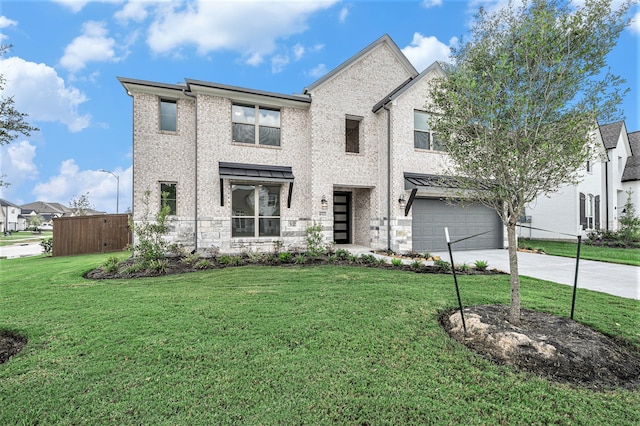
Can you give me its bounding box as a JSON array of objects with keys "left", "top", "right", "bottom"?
[{"left": 1, "top": 0, "right": 638, "bottom": 214}]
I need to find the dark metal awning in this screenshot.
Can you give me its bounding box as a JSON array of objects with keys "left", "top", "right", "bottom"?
[
  {"left": 402, "top": 172, "right": 492, "bottom": 217},
  {"left": 219, "top": 162, "right": 294, "bottom": 182},
  {"left": 219, "top": 162, "right": 295, "bottom": 208}
]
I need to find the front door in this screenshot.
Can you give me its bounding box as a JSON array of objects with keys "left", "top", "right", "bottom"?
[{"left": 333, "top": 192, "right": 351, "bottom": 244}]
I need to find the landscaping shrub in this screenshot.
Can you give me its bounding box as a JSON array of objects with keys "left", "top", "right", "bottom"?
[
  {"left": 474, "top": 260, "right": 489, "bottom": 271},
  {"left": 39, "top": 238, "right": 53, "bottom": 256}
]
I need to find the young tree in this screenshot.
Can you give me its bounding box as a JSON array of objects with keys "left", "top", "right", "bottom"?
[
  {"left": 427, "top": 0, "right": 632, "bottom": 323},
  {"left": 69, "top": 192, "right": 95, "bottom": 216},
  {"left": 1, "top": 44, "right": 39, "bottom": 187}
]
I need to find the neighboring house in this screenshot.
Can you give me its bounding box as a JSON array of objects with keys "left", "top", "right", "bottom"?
[
  {"left": 521, "top": 120, "right": 638, "bottom": 240},
  {"left": 621, "top": 130, "right": 640, "bottom": 208},
  {"left": 20, "top": 201, "right": 105, "bottom": 223},
  {"left": 119, "top": 34, "right": 508, "bottom": 254},
  {"left": 0, "top": 198, "right": 23, "bottom": 232}
]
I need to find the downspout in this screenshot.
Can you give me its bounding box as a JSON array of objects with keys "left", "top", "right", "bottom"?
[
  {"left": 183, "top": 88, "right": 198, "bottom": 251},
  {"left": 605, "top": 161, "right": 609, "bottom": 230},
  {"left": 125, "top": 89, "right": 134, "bottom": 256},
  {"left": 383, "top": 101, "right": 392, "bottom": 251}
]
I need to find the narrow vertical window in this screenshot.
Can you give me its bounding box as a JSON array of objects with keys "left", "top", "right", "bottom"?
[
  {"left": 160, "top": 182, "right": 177, "bottom": 215},
  {"left": 160, "top": 99, "right": 177, "bottom": 132},
  {"left": 414, "top": 110, "right": 444, "bottom": 151},
  {"left": 345, "top": 118, "right": 360, "bottom": 153}
]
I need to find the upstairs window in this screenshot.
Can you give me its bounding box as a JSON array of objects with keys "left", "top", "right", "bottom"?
[
  {"left": 345, "top": 116, "right": 361, "bottom": 153},
  {"left": 232, "top": 104, "right": 281, "bottom": 146},
  {"left": 160, "top": 182, "right": 177, "bottom": 215},
  {"left": 414, "top": 110, "right": 445, "bottom": 151},
  {"left": 160, "top": 99, "right": 177, "bottom": 132}
]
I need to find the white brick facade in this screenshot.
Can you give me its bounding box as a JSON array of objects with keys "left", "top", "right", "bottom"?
[{"left": 120, "top": 34, "right": 468, "bottom": 254}]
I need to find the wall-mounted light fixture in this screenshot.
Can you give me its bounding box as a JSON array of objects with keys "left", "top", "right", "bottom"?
[
  {"left": 398, "top": 195, "right": 406, "bottom": 210},
  {"left": 321, "top": 195, "right": 328, "bottom": 210}
]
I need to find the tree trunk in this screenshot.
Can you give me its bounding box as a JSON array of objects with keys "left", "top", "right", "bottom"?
[{"left": 507, "top": 224, "right": 521, "bottom": 324}]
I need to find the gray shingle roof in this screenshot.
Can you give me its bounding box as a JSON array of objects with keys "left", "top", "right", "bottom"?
[
  {"left": 0, "top": 198, "right": 21, "bottom": 208},
  {"left": 622, "top": 131, "right": 640, "bottom": 182},
  {"left": 599, "top": 120, "right": 624, "bottom": 149}
]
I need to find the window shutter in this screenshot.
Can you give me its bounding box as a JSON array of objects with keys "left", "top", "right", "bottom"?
[
  {"left": 579, "top": 193, "right": 586, "bottom": 229},
  {"left": 595, "top": 195, "right": 600, "bottom": 230}
]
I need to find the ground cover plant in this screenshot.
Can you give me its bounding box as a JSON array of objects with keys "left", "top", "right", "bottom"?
[
  {"left": 519, "top": 238, "right": 640, "bottom": 266},
  {"left": 1, "top": 253, "right": 639, "bottom": 424}
]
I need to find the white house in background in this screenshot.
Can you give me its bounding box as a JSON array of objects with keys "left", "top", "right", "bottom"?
[
  {"left": 0, "top": 198, "right": 23, "bottom": 232},
  {"left": 520, "top": 120, "right": 638, "bottom": 240},
  {"left": 119, "top": 34, "right": 507, "bottom": 254},
  {"left": 621, "top": 131, "right": 640, "bottom": 208}
]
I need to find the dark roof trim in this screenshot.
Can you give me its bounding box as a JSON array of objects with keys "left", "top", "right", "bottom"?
[
  {"left": 219, "top": 162, "right": 294, "bottom": 182},
  {"left": 372, "top": 61, "right": 445, "bottom": 113},
  {"left": 186, "top": 79, "right": 311, "bottom": 105},
  {"left": 304, "top": 34, "right": 418, "bottom": 94},
  {"left": 404, "top": 172, "right": 492, "bottom": 191}
]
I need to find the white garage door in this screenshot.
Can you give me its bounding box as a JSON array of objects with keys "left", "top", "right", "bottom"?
[{"left": 412, "top": 199, "right": 502, "bottom": 252}]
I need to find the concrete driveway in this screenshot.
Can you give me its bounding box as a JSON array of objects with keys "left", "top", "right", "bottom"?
[
  {"left": 431, "top": 249, "right": 639, "bottom": 300},
  {"left": 0, "top": 242, "right": 44, "bottom": 259}
]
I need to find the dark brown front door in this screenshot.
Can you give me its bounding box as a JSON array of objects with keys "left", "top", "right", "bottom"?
[{"left": 333, "top": 192, "right": 351, "bottom": 244}]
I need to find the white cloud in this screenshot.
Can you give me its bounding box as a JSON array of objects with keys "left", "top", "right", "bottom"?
[
  {"left": 1, "top": 56, "right": 91, "bottom": 132},
  {"left": 0, "top": 140, "right": 38, "bottom": 199},
  {"left": 422, "top": 0, "right": 443, "bottom": 8},
  {"left": 146, "top": 0, "right": 338, "bottom": 65},
  {"left": 401, "top": 33, "right": 456, "bottom": 72},
  {"left": 52, "top": 0, "right": 124, "bottom": 14},
  {"left": 60, "top": 21, "right": 121, "bottom": 72},
  {"left": 32, "top": 162, "right": 132, "bottom": 213},
  {"left": 631, "top": 11, "right": 640, "bottom": 34},
  {"left": 52, "top": 0, "right": 90, "bottom": 13},
  {"left": 0, "top": 15, "right": 17, "bottom": 42},
  {"left": 114, "top": 1, "right": 150, "bottom": 24},
  {"left": 308, "top": 63, "right": 327, "bottom": 78},
  {"left": 339, "top": 5, "right": 350, "bottom": 22},
  {"left": 293, "top": 43, "right": 305, "bottom": 60},
  {"left": 271, "top": 54, "right": 290, "bottom": 73}
]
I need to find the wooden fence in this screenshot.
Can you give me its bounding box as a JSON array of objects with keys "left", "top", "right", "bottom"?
[{"left": 52, "top": 214, "right": 131, "bottom": 257}]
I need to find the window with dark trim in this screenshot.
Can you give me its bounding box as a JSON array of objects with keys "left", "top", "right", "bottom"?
[
  {"left": 414, "top": 110, "right": 444, "bottom": 151},
  {"left": 345, "top": 118, "right": 360, "bottom": 153},
  {"left": 232, "top": 104, "right": 281, "bottom": 146},
  {"left": 160, "top": 182, "right": 177, "bottom": 215},
  {"left": 160, "top": 99, "right": 177, "bottom": 132},
  {"left": 231, "top": 184, "right": 281, "bottom": 237}
]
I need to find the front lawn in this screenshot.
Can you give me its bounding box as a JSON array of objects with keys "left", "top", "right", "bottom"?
[
  {"left": 1, "top": 253, "right": 639, "bottom": 424},
  {"left": 519, "top": 238, "right": 640, "bottom": 266},
  {"left": 0, "top": 230, "right": 52, "bottom": 247}
]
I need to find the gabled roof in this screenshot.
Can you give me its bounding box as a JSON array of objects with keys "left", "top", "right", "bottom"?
[
  {"left": 20, "top": 201, "right": 72, "bottom": 215},
  {"left": 304, "top": 34, "right": 418, "bottom": 94},
  {"left": 622, "top": 131, "right": 640, "bottom": 182},
  {"left": 0, "top": 198, "right": 21, "bottom": 208},
  {"left": 599, "top": 120, "right": 625, "bottom": 149},
  {"left": 372, "top": 61, "right": 445, "bottom": 112}
]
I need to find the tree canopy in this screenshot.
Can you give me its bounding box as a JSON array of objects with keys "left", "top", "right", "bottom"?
[{"left": 427, "top": 0, "right": 632, "bottom": 322}]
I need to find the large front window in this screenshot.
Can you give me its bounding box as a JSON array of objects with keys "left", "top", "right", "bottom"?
[
  {"left": 414, "top": 110, "right": 444, "bottom": 151},
  {"left": 231, "top": 184, "right": 281, "bottom": 237},
  {"left": 232, "top": 104, "right": 281, "bottom": 146}
]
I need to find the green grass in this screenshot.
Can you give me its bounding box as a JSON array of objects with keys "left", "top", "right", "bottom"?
[
  {"left": 519, "top": 238, "right": 640, "bottom": 266},
  {"left": 1, "top": 253, "right": 639, "bottom": 425}
]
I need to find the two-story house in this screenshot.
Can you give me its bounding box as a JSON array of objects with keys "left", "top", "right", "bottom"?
[
  {"left": 119, "top": 34, "right": 506, "bottom": 254},
  {"left": 520, "top": 120, "right": 639, "bottom": 240}
]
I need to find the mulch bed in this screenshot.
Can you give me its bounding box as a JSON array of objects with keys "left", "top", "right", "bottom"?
[
  {"left": 0, "top": 330, "right": 27, "bottom": 364},
  {"left": 440, "top": 304, "right": 640, "bottom": 390}
]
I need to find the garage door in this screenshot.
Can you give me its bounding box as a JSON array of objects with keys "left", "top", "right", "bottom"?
[{"left": 412, "top": 199, "right": 502, "bottom": 252}]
